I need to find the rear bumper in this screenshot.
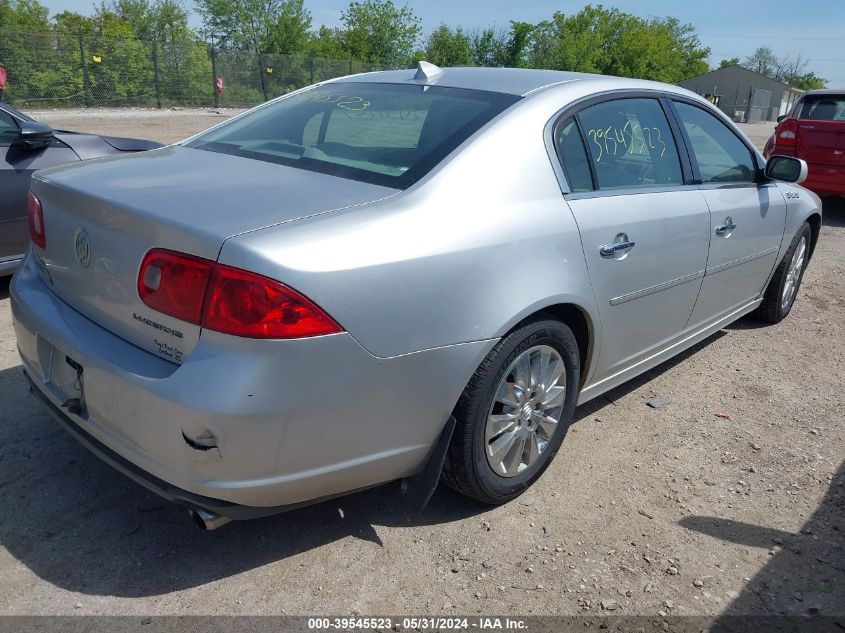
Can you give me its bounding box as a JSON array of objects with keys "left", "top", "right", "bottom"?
[{"left": 11, "top": 252, "right": 494, "bottom": 511}]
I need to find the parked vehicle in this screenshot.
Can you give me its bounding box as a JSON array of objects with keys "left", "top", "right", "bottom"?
[
  {"left": 0, "top": 103, "right": 162, "bottom": 275},
  {"left": 11, "top": 64, "right": 821, "bottom": 529},
  {"left": 763, "top": 89, "right": 845, "bottom": 197}
]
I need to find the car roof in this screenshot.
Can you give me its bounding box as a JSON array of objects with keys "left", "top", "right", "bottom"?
[
  {"left": 800, "top": 89, "right": 845, "bottom": 97},
  {"left": 333, "top": 66, "right": 625, "bottom": 97}
]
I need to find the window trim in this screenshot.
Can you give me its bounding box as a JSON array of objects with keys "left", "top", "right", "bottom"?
[
  {"left": 664, "top": 96, "right": 763, "bottom": 186},
  {"left": 552, "top": 116, "right": 596, "bottom": 193},
  {"left": 544, "top": 89, "right": 695, "bottom": 198}
]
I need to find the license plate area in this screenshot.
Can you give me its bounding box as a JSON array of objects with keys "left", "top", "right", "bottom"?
[{"left": 41, "top": 338, "right": 87, "bottom": 417}]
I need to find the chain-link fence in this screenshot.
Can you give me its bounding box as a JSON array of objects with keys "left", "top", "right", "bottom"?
[{"left": 0, "top": 27, "right": 390, "bottom": 109}]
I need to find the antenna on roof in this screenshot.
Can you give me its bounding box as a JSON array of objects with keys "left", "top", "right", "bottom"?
[{"left": 414, "top": 61, "right": 443, "bottom": 82}]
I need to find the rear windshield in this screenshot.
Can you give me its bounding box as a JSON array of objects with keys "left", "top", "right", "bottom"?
[
  {"left": 797, "top": 95, "right": 845, "bottom": 121},
  {"left": 186, "top": 83, "right": 519, "bottom": 188}
]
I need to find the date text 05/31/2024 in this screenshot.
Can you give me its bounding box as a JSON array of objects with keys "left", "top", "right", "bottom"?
[{"left": 307, "top": 617, "right": 528, "bottom": 630}]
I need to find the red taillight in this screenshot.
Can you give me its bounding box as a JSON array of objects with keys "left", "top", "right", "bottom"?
[
  {"left": 203, "top": 264, "right": 342, "bottom": 339},
  {"left": 137, "top": 249, "right": 342, "bottom": 339},
  {"left": 138, "top": 249, "right": 214, "bottom": 324},
  {"left": 777, "top": 118, "right": 799, "bottom": 145},
  {"left": 27, "top": 192, "right": 46, "bottom": 249}
]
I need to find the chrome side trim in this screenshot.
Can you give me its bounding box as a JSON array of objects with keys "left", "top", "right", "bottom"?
[
  {"left": 704, "top": 247, "right": 779, "bottom": 277},
  {"left": 609, "top": 270, "right": 704, "bottom": 306},
  {"left": 577, "top": 297, "right": 761, "bottom": 406},
  {"left": 0, "top": 256, "right": 23, "bottom": 276}
]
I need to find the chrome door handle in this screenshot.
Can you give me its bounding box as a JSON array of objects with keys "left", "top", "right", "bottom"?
[
  {"left": 600, "top": 233, "right": 636, "bottom": 257},
  {"left": 715, "top": 217, "right": 736, "bottom": 235}
]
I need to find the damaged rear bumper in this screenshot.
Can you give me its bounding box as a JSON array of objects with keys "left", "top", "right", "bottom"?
[{"left": 10, "top": 252, "right": 494, "bottom": 513}]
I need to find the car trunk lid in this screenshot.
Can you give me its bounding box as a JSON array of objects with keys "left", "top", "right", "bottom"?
[{"left": 30, "top": 145, "right": 396, "bottom": 363}]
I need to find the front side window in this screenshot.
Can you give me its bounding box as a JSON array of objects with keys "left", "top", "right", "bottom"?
[
  {"left": 797, "top": 95, "right": 845, "bottom": 121},
  {"left": 673, "top": 101, "right": 756, "bottom": 184},
  {"left": 0, "top": 110, "right": 19, "bottom": 146},
  {"left": 186, "top": 83, "right": 519, "bottom": 188},
  {"left": 576, "top": 98, "right": 683, "bottom": 190}
]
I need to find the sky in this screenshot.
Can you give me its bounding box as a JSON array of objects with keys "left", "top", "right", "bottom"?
[{"left": 33, "top": 0, "right": 845, "bottom": 85}]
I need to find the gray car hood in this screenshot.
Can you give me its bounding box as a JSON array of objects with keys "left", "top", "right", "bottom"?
[{"left": 34, "top": 144, "right": 398, "bottom": 242}]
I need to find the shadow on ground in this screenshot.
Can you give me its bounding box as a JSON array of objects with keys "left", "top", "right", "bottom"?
[
  {"left": 683, "top": 459, "right": 844, "bottom": 620},
  {"left": 821, "top": 196, "right": 845, "bottom": 228},
  {"left": 0, "top": 326, "right": 738, "bottom": 599}
]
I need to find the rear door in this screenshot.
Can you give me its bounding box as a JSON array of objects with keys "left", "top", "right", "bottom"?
[
  {"left": 670, "top": 100, "right": 787, "bottom": 330},
  {"left": 554, "top": 96, "right": 711, "bottom": 383}
]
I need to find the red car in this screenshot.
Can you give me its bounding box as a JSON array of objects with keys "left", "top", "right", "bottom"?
[{"left": 764, "top": 89, "right": 845, "bottom": 197}]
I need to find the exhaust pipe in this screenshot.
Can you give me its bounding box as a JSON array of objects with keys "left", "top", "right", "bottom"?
[{"left": 188, "top": 507, "right": 232, "bottom": 531}]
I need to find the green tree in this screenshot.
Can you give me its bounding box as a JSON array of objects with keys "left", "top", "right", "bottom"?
[
  {"left": 423, "top": 24, "right": 472, "bottom": 67},
  {"left": 266, "top": 0, "right": 310, "bottom": 54},
  {"left": 0, "top": 0, "right": 53, "bottom": 102},
  {"left": 196, "top": 0, "right": 309, "bottom": 54},
  {"left": 340, "top": 0, "right": 421, "bottom": 67},
  {"left": 792, "top": 71, "right": 826, "bottom": 90},
  {"left": 518, "top": 5, "right": 709, "bottom": 83},
  {"left": 719, "top": 57, "right": 740, "bottom": 69}
]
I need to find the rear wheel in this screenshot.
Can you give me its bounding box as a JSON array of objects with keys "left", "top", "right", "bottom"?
[
  {"left": 441, "top": 318, "right": 580, "bottom": 504},
  {"left": 755, "top": 222, "right": 811, "bottom": 323}
]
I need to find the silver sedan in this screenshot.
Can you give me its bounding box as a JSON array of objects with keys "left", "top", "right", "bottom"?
[{"left": 10, "top": 64, "right": 821, "bottom": 529}]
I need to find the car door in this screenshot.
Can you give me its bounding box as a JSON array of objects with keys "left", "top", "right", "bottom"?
[
  {"left": 554, "top": 96, "right": 711, "bottom": 383},
  {"left": 670, "top": 100, "right": 788, "bottom": 330},
  {"left": 0, "top": 108, "right": 79, "bottom": 265}
]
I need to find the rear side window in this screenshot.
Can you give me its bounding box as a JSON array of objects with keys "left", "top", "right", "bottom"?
[
  {"left": 673, "top": 101, "right": 756, "bottom": 184},
  {"left": 797, "top": 95, "right": 845, "bottom": 121},
  {"left": 576, "top": 98, "right": 683, "bottom": 190},
  {"left": 187, "top": 83, "right": 519, "bottom": 189},
  {"left": 555, "top": 118, "right": 593, "bottom": 193}
]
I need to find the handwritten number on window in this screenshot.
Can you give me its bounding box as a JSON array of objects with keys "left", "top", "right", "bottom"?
[{"left": 587, "top": 123, "right": 667, "bottom": 162}]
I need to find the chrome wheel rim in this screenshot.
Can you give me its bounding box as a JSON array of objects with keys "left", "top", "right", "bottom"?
[
  {"left": 781, "top": 236, "right": 807, "bottom": 311},
  {"left": 485, "top": 345, "right": 566, "bottom": 478}
]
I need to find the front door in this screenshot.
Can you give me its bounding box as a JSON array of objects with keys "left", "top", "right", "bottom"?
[
  {"left": 670, "top": 100, "right": 787, "bottom": 330},
  {"left": 554, "top": 97, "right": 711, "bottom": 383}
]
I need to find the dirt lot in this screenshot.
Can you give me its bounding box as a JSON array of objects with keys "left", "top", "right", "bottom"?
[
  {"left": 0, "top": 111, "right": 842, "bottom": 620},
  {"left": 28, "top": 107, "right": 247, "bottom": 145}
]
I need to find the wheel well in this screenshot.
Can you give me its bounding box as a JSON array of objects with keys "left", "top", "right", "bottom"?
[
  {"left": 528, "top": 303, "right": 593, "bottom": 387},
  {"left": 806, "top": 213, "right": 821, "bottom": 259}
]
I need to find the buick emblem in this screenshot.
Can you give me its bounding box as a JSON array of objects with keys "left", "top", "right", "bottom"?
[{"left": 74, "top": 229, "right": 91, "bottom": 268}]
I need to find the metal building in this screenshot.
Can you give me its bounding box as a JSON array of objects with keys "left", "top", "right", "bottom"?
[{"left": 679, "top": 65, "right": 803, "bottom": 123}]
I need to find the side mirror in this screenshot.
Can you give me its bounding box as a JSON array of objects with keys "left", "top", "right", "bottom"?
[
  {"left": 776, "top": 114, "right": 787, "bottom": 123},
  {"left": 18, "top": 119, "right": 55, "bottom": 150},
  {"left": 765, "top": 155, "right": 808, "bottom": 184}
]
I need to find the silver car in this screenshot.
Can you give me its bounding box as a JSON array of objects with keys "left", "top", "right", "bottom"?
[{"left": 11, "top": 64, "right": 821, "bottom": 529}]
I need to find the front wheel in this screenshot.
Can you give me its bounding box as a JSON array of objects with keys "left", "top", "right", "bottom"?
[
  {"left": 441, "top": 318, "right": 580, "bottom": 504},
  {"left": 755, "top": 222, "right": 812, "bottom": 324}
]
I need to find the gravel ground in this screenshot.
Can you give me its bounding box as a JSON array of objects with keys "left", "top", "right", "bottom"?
[
  {"left": 0, "top": 111, "right": 841, "bottom": 619},
  {"left": 28, "top": 107, "right": 247, "bottom": 145}
]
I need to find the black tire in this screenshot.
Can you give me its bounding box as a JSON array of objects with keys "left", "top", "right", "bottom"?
[
  {"left": 754, "top": 222, "right": 812, "bottom": 324},
  {"left": 441, "top": 317, "right": 580, "bottom": 504}
]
